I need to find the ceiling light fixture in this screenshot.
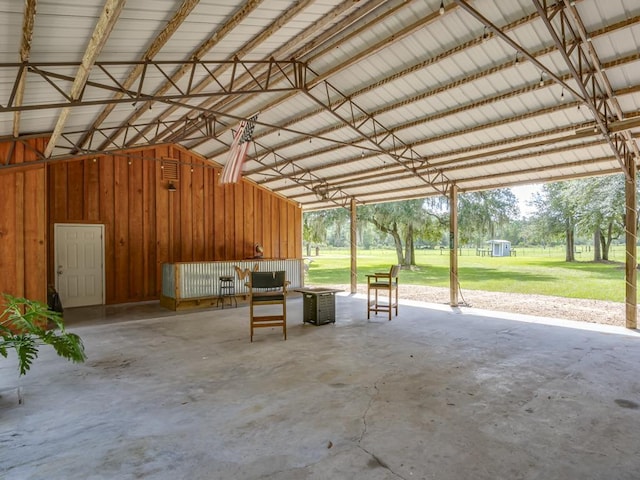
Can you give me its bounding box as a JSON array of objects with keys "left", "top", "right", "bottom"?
[
  {"left": 560, "top": 88, "right": 565, "bottom": 101},
  {"left": 168, "top": 182, "right": 177, "bottom": 192},
  {"left": 482, "top": 26, "right": 489, "bottom": 42},
  {"left": 439, "top": 1, "right": 445, "bottom": 15},
  {"left": 539, "top": 72, "right": 544, "bottom": 87},
  {"left": 515, "top": 53, "right": 520, "bottom": 66}
]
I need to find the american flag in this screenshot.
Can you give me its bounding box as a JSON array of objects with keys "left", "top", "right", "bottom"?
[{"left": 219, "top": 114, "right": 258, "bottom": 184}]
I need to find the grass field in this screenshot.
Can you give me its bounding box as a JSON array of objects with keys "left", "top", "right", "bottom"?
[{"left": 305, "top": 246, "right": 629, "bottom": 303}]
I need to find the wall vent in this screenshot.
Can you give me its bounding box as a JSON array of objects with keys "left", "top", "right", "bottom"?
[{"left": 161, "top": 159, "right": 179, "bottom": 180}]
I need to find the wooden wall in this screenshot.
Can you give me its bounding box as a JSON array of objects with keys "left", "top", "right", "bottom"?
[
  {"left": 0, "top": 138, "right": 48, "bottom": 303},
  {"left": 0, "top": 138, "right": 301, "bottom": 305}
]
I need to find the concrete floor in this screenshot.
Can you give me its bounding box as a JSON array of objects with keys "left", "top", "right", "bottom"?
[{"left": 1, "top": 294, "right": 640, "bottom": 480}]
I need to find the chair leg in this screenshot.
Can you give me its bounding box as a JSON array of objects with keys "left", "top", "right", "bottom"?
[
  {"left": 250, "top": 302, "right": 254, "bottom": 342},
  {"left": 367, "top": 284, "right": 371, "bottom": 319},
  {"left": 283, "top": 303, "right": 287, "bottom": 340},
  {"left": 388, "top": 286, "right": 392, "bottom": 321},
  {"left": 395, "top": 286, "right": 399, "bottom": 317}
]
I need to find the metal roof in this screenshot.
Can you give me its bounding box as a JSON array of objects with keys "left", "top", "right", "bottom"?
[{"left": 1, "top": 0, "right": 639, "bottom": 210}]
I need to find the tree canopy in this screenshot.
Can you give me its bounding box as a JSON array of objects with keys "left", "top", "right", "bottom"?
[{"left": 302, "top": 175, "right": 635, "bottom": 266}]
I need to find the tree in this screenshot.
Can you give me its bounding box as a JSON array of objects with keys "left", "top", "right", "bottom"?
[
  {"left": 531, "top": 182, "right": 580, "bottom": 261},
  {"left": 458, "top": 189, "right": 519, "bottom": 246},
  {"left": 303, "top": 211, "right": 325, "bottom": 255},
  {"left": 303, "top": 208, "right": 350, "bottom": 253},
  {"left": 572, "top": 174, "right": 625, "bottom": 261},
  {"left": 359, "top": 199, "right": 446, "bottom": 267}
]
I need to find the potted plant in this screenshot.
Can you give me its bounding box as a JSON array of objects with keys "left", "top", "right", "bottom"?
[{"left": 0, "top": 294, "right": 86, "bottom": 376}]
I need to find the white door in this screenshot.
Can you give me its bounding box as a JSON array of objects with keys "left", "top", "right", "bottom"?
[{"left": 54, "top": 224, "right": 105, "bottom": 308}]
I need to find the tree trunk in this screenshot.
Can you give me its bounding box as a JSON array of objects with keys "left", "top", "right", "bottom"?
[
  {"left": 306, "top": 243, "right": 311, "bottom": 257},
  {"left": 368, "top": 218, "right": 405, "bottom": 264},
  {"left": 404, "top": 225, "right": 415, "bottom": 266},
  {"left": 593, "top": 228, "right": 601, "bottom": 261},
  {"left": 565, "top": 227, "right": 575, "bottom": 262},
  {"left": 391, "top": 229, "right": 405, "bottom": 265},
  {"left": 601, "top": 221, "right": 614, "bottom": 261}
]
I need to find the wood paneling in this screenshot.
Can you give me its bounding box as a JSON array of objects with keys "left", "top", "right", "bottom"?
[
  {"left": 213, "top": 170, "right": 225, "bottom": 260},
  {"left": 0, "top": 138, "right": 301, "bottom": 304},
  {"left": 0, "top": 138, "right": 47, "bottom": 302}
]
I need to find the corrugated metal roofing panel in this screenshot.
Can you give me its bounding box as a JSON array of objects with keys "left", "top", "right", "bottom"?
[{"left": 0, "top": 3, "right": 22, "bottom": 62}]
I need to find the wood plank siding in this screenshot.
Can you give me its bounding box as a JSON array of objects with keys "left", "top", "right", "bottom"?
[
  {"left": 0, "top": 138, "right": 48, "bottom": 303},
  {"left": 0, "top": 139, "right": 302, "bottom": 305}
]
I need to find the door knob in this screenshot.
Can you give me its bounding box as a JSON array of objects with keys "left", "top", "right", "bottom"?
[{"left": 57, "top": 265, "right": 63, "bottom": 275}]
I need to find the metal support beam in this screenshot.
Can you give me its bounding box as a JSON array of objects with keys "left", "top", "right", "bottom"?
[
  {"left": 234, "top": 12, "right": 637, "bottom": 180},
  {"left": 531, "top": 0, "right": 632, "bottom": 178},
  {"left": 44, "top": 0, "right": 126, "bottom": 157},
  {"left": 73, "top": 0, "right": 201, "bottom": 152},
  {"left": 143, "top": 0, "right": 390, "bottom": 152},
  {"left": 449, "top": 184, "right": 459, "bottom": 307},
  {"left": 625, "top": 155, "right": 637, "bottom": 329},
  {"left": 122, "top": 0, "right": 316, "bottom": 149},
  {"left": 0, "top": 59, "right": 303, "bottom": 113},
  {"left": 350, "top": 197, "right": 357, "bottom": 295},
  {"left": 303, "top": 77, "right": 451, "bottom": 196},
  {"left": 13, "top": 0, "right": 37, "bottom": 137},
  {"left": 95, "top": 0, "right": 264, "bottom": 151}
]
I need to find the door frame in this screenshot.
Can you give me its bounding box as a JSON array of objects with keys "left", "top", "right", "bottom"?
[{"left": 54, "top": 223, "right": 106, "bottom": 307}]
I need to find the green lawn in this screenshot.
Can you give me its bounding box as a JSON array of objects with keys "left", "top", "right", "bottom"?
[{"left": 305, "top": 246, "right": 628, "bottom": 303}]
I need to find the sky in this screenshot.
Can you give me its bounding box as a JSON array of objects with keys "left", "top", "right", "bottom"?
[{"left": 511, "top": 184, "right": 541, "bottom": 217}]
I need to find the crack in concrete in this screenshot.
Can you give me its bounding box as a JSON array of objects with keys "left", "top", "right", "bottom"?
[
  {"left": 356, "top": 379, "right": 408, "bottom": 480},
  {"left": 357, "top": 445, "right": 407, "bottom": 480},
  {"left": 358, "top": 382, "right": 378, "bottom": 443}
]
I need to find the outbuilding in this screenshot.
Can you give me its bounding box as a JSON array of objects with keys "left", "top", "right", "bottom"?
[{"left": 487, "top": 239, "right": 512, "bottom": 257}]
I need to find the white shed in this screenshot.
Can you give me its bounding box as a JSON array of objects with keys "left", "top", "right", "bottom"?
[{"left": 487, "top": 240, "right": 511, "bottom": 257}]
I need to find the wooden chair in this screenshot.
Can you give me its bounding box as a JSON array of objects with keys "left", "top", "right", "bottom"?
[
  {"left": 248, "top": 271, "right": 289, "bottom": 342},
  {"left": 366, "top": 265, "right": 400, "bottom": 320}
]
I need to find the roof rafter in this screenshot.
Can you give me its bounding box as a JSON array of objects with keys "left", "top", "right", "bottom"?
[
  {"left": 0, "top": 59, "right": 304, "bottom": 113},
  {"left": 272, "top": 132, "right": 609, "bottom": 194},
  {"left": 294, "top": 154, "right": 616, "bottom": 206},
  {"left": 12, "top": 0, "right": 36, "bottom": 138},
  {"left": 532, "top": 0, "right": 634, "bottom": 178},
  {"left": 185, "top": 0, "right": 451, "bottom": 157},
  {"left": 148, "top": 0, "right": 391, "bottom": 148},
  {"left": 256, "top": 81, "right": 640, "bottom": 188},
  {"left": 240, "top": 15, "right": 637, "bottom": 178},
  {"left": 560, "top": 0, "right": 640, "bottom": 161},
  {"left": 94, "top": 0, "right": 264, "bottom": 152},
  {"left": 43, "top": 0, "right": 126, "bottom": 158},
  {"left": 122, "top": 0, "right": 317, "bottom": 148},
  {"left": 73, "top": 0, "right": 200, "bottom": 152}
]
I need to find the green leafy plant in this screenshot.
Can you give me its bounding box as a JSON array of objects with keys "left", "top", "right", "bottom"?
[{"left": 0, "top": 294, "right": 86, "bottom": 375}]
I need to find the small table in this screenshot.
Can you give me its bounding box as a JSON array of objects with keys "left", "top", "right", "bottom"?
[{"left": 295, "top": 287, "right": 342, "bottom": 325}]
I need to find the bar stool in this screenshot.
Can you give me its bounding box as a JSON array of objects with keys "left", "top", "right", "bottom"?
[{"left": 217, "top": 275, "right": 237, "bottom": 309}]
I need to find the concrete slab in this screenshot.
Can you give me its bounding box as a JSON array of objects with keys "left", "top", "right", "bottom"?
[{"left": 1, "top": 295, "right": 639, "bottom": 480}]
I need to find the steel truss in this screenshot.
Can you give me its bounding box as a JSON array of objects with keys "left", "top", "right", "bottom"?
[
  {"left": 302, "top": 74, "right": 451, "bottom": 197},
  {"left": 455, "top": 0, "right": 636, "bottom": 177},
  {"left": 0, "top": 59, "right": 304, "bottom": 113},
  {"left": 533, "top": 0, "right": 636, "bottom": 171}
]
